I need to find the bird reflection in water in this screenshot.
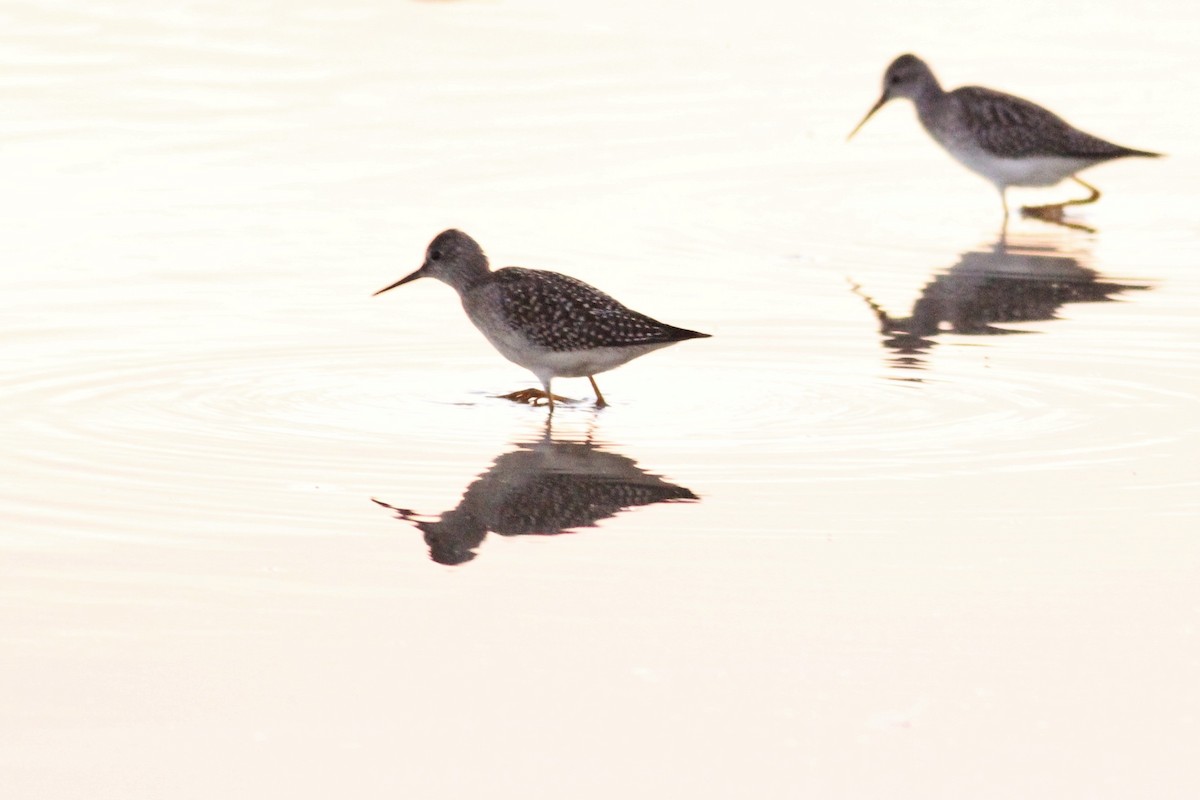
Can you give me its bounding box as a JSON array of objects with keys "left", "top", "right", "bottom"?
[
  {"left": 372, "top": 431, "right": 698, "bottom": 565},
  {"left": 850, "top": 236, "right": 1148, "bottom": 372}
]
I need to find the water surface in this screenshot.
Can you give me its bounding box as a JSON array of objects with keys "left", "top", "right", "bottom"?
[{"left": 3, "top": 1, "right": 1199, "bottom": 797}]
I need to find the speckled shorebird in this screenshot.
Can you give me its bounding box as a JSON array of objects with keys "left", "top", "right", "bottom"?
[
  {"left": 848, "top": 54, "right": 1160, "bottom": 223},
  {"left": 373, "top": 229, "right": 710, "bottom": 411}
]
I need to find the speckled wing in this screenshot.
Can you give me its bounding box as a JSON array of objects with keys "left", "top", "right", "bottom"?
[
  {"left": 952, "top": 86, "right": 1148, "bottom": 159},
  {"left": 487, "top": 472, "right": 698, "bottom": 534},
  {"left": 490, "top": 267, "right": 707, "bottom": 352}
]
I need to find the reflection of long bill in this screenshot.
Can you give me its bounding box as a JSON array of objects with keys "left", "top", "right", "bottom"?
[{"left": 847, "top": 94, "right": 887, "bottom": 141}]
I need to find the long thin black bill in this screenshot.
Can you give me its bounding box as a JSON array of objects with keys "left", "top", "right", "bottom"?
[{"left": 372, "top": 268, "right": 423, "bottom": 296}]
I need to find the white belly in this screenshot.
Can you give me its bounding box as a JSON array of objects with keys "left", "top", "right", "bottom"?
[
  {"left": 532, "top": 343, "right": 668, "bottom": 378},
  {"left": 943, "top": 146, "right": 1094, "bottom": 189},
  {"left": 469, "top": 312, "right": 667, "bottom": 383}
]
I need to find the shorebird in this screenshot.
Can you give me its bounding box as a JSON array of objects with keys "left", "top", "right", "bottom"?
[
  {"left": 848, "top": 54, "right": 1160, "bottom": 224},
  {"left": 373, "top": 229, "right": 710, "bottom": 411}
]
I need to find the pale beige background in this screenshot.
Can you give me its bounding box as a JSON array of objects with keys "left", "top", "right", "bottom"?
[{"left": 2, "top": 1, "right": 1198, "bottom": 798}]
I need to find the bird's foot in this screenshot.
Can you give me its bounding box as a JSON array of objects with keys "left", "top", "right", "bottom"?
[
  {"left": 1019, "top": 203, "right": 1096, "bottom": 233},
  {"left": 1020, "top": 202, "right": 1065, "bottom": 223},
  {"left": 497, "top": 388, "right": 572, "bottom": 407}
]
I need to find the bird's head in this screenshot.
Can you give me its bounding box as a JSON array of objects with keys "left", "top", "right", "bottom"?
[
  {"left": 373, "top": 229, "right": 490, "bottom": 296},
  {"left": 848, "top": 54, "right": 939, "bottom": 140}
]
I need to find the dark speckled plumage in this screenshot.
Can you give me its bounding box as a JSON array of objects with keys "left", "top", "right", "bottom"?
[
  {"left": 849, "top": 54, "right": 1160, "bottom": 220},
  {"left": 952, "top": 86, "right": 1156, "bottom": 160},
  {"left": 489, "top": 267, "right": 707, "bottom": 352},
  {"left": 373, "top": 229, "right": 710, "bottom": 408}
]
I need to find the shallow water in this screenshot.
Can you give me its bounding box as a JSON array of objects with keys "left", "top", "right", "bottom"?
[{"left": 3, "top": 1, "right": 1199, "bottom": 797}]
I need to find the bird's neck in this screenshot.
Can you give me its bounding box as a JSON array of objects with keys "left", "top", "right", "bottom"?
[
  {"left": 911, "top": 79, "right": 948, "bottom": 126},
  {"left": 445, "top": 262, "right": 493, "bottom": 294}
]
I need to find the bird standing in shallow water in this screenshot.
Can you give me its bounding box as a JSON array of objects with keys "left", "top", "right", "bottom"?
[
  {"left": 373, "top": 229, "right": 710, "bottom": 412},
  {"left": 848, "top": 54, "right": 1160, "bottom": 226}
]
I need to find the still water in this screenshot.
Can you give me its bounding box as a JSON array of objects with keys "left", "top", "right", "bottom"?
[{"left": 3, "top": 1, "right": 1198, "bottom": 797}]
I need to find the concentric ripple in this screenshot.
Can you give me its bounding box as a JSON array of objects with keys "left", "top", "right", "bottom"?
[{"left": 4, "top": 267, "right": 1189, "bottom": 548}]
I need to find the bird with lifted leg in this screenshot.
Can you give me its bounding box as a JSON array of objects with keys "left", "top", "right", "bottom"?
[{"left": 848, "top": 54, "right": 1160, "bottom": 229}]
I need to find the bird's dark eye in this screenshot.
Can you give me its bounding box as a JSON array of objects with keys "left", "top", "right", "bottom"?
[{"left": 430, "top": 250, "right": 442, "bottom": 261}]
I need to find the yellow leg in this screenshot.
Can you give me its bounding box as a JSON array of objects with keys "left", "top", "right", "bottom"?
[
  {"left": 1067, "top": 177, "right": 1102, "bottom": 207},
  {"left": 998, "top": 188, "right": 1011, "bottom": 240},
  {"left": 1019, "top": 177, "right": 1101, "bottom": 232},
  {"left": 497, "top": 388, "right": 571, "bottom": 409},
  {"left": 587, "top": 376, "right": 607, "bottom": 407}
]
